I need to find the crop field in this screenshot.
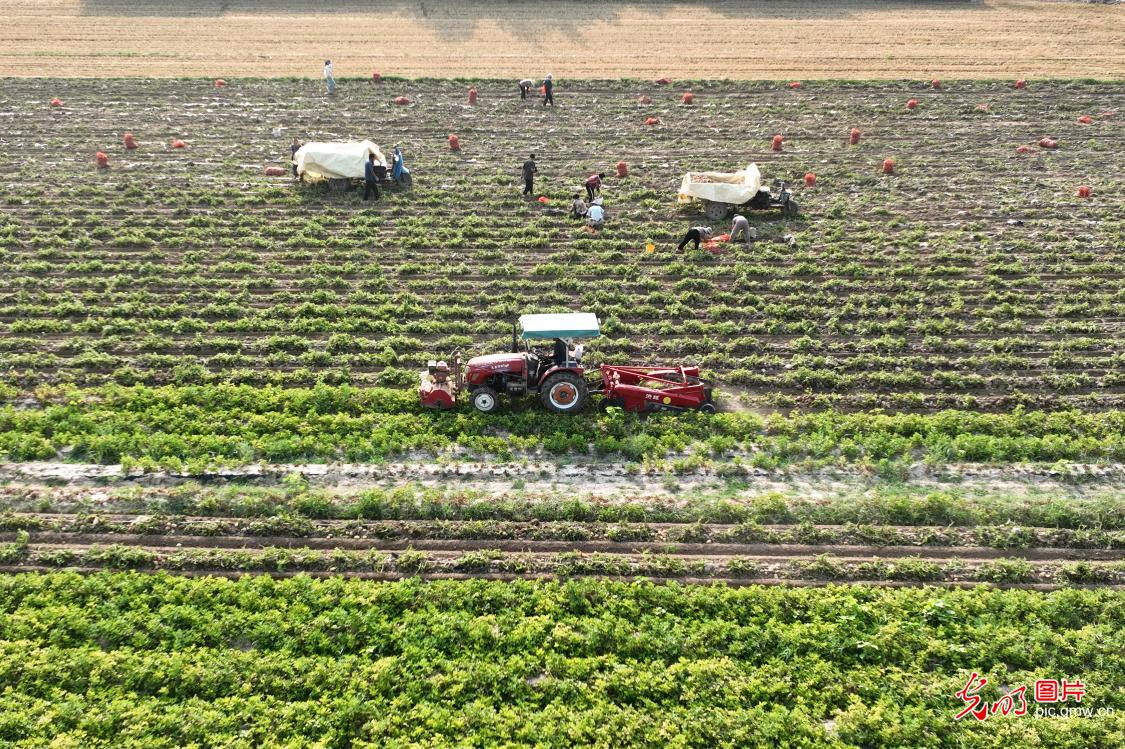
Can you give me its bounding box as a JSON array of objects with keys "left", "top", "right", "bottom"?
[
  {"left": 1, "top": 65, "right": 1124, "bottom": 747},
  {"left": 1, "top": 78, "right": 1123, "bottom": 420},
  {"left": 0, "top": 573, "right": 1122, "bottom": 747}
]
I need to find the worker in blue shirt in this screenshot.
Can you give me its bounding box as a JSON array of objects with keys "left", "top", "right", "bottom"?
[{"left": 363, "top": 154, "right": 380, "bottom": 201}]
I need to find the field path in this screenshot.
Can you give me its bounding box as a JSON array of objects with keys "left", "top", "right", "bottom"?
[{"left": 2, "top": 0, "right": 1123, "bottom": 79}]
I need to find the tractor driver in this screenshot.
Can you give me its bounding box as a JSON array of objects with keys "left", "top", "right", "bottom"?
[{"left": 552, "top": 337, "right": 568, "bottom": 367}]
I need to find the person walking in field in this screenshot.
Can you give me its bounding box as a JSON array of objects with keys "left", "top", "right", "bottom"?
[
  {"left": 324, "top": 60, "right": 336, "bottom": 95},
  {"left": 363, "top": 153, "right": 381, "bottom": 201},
  {"left": 730, "top": 214, "right": 758, "bottom": 247},
  {"left": 585, "top": 172, "right": 605, "bottom": 202},
  {"left": 542, "top": 74, "right": 554, "bottom": 107},
  {"left": 522, "top": 154, "right": 538, "bottom": 196},
  {"left": 519, "top": 79, "right": 534, "bottom": 99},
  {"left": 677, "top": 225, "right": 713, "bottom": 252}
]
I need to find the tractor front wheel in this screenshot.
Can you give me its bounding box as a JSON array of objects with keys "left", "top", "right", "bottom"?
[
  {"left": 699, "top": 401, "right": 717, "bottom": 414},
  {"left": 783, "top": 199, "right": 799, "bottom": 216},
  {"left": 541, "top": 373, "right": 588, "bottom": 414},
  {"left": 471, "top": 386, "right": 500, "bottom": 414}
]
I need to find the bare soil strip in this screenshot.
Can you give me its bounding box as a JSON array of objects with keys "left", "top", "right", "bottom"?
[{"left": 1, "top": 0, "right": 1122, "bottom": 78}]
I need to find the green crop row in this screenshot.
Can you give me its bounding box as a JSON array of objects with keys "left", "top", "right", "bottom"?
[
  {"left": 0, "top": 573, "right": 1120, "bottom": 747},
  {"left": 2, "top": 384, "right": 1125, "bottom": 467}
]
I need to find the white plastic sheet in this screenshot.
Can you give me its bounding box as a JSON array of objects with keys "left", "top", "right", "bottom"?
[
  {"left": 294, "top": 141, "right": 387, "bottom": 180},
  {"left": 677, "top": 163, "right": 762, "bottom": 205}
]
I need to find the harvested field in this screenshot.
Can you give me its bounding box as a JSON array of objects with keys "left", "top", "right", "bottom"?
[
  {"left": 2, "top": 77, "right": 1123, "bottom": 423},
  {"left": 1, "top": 0, "right": 1124, "bottom": 79}
]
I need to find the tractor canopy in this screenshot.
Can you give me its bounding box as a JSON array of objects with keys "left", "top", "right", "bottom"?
[{"left": 518, "top": 312, "right": 601, "bottom": 340}]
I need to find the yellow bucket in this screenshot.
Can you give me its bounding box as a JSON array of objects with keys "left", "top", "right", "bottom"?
[{"left": 645, "top": 243, "right": 655, "bottom": 253}]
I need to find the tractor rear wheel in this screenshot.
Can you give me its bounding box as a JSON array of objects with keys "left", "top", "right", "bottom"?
[
  {"left": 703, "top": 200, "right": 730, "bottom": 221},
  {"left": 471, "top": 386, "right": 500, "bottom": 414},
  {"left": 541, "top": 373, "right": 587, "bottom": 414}
]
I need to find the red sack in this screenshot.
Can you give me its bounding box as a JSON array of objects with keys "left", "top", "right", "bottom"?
[
  {"left": 448, "top": 134, "right": 460, "bottom": 151},
  {"left": 882, "top": 158, "right": 895, "bottom": 175},
  {"left": 95, "top": 151, "right": 109, "bottom": 168},
  {"left": 906, "top": 99, "right": 919, "bottom": 110},
  {"left": 645, "top": 117, "right": 660, "bottom": 126},
  {"left": 682, "top": 92, "right": 694, "bottom": 105},
  {"left": 656, "top": 77, "right": 671, "bottom": 85},
  {"left": 789, "top": 81, "right": 801, "bottom": 89},
  {"left": 264, "top": 166, "right": 287, "bottom": 176},
  {"left": 467, "top": 87, "right": 477, "bottom": 105},
  {"left": 123, "top": 132, "right": 138, "bottom": 149},
  {"left": 1077, "top": 185, "right": 1092, "bottom": 198},
  {"left": 1038, "top": 138, "right": 1058, "bottom": 149},
  {"left": 372, "top": 72, "right": 382, "bottom": 83},
  {"left": 977, "top": 103, "right": 990, "bottom": 112},
  {"left": 50, "top": 98, "right": 63, "bottom": 107},
  {"left": 394, "top": 96, "right": 411, "bottom": 105},
  {"left": 1016, "top": 145, "right": 1031, "bottom": 154},
  {"left": 638, "top": 95, "right": 651, "bottom": 104},
  {"left": 804, "top": 173, "right": 816, "bottom": 187},
  {"left": 537, "top": 196, "right": 550, "bottom": 204},
  {"left": 1076, "top": 115, "right": 1092, "bottom": 124},
  {"left": 771, "top": 135, "right": 783, "bottom": 152},
  {"left": 170, "top": 139, "right": 186, "bottom": 149},
  {"left": 1015, "top": 79, "right": 1026, "bottom": 89},
  {"left": 931, "top": 79, "right": 941, "bottom": 89},
  {"left": 616, "top": 160, "right": 628, "bottom": 178},
  {"left": 214, "top": 79, "right": 226, "bottom": 88},
  {"left": 849, "top": 127, "right": 861, "bottom": 145}
]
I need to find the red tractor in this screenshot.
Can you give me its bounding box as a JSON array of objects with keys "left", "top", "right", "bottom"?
[{"left": 419, "top": 312, "right": 715, "bottom": 414}]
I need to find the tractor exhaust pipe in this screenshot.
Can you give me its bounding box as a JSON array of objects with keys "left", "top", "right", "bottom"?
[{"left": 511, "top": 319, "right": 518, "bottom": 353}]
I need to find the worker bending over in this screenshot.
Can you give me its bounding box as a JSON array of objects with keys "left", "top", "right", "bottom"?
[
  {"left": 730, "top": 214, "right": 758, "bottom": 247},
  {"left": 585, "top": 172, "right": 605, "bottom": 201},
  {"left": 519, "top": 79, "right": 534, "bottom": 99},
  {"left": 677, "top": 225, "right": 713, "bottom": 251}
]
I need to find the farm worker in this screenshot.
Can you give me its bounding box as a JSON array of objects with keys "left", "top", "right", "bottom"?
[
  {"left": 552, "top": 337, "right": 568, "bottom": 367},
  {"left": 363, "top": 154, "right": 381, "bottom": 201},
  {"left": 522, "top": 154, "right": 538, "bottom": 196},
  {"left": 585, "top": 172, "right": 605, "bottom": 202},
  {"left": 571, "top": 193, "right": 588, "bottom": 218},
  {"left": 323, "top": 60, "right": 336, "bottom": 95},
  {"left": 519, "top": 79, "right": 534, "bottom": 99},
  {"left": 289, "top": 138, "right": 301, "bottom": 178},
  {"left": 730, "top": 214, "right": 758, "bottom": 247},
  {"left": 586, "top": 198, "right": 605, "bottom": 229},
  {"left": 677, "top": 225, "right": 713, "bottom": 252},
  {"left": 543, "top": 74, "right": 555, "bottom": 107},
  {"left": 391, "top": 144, "right": 409, "bottom": 184}
]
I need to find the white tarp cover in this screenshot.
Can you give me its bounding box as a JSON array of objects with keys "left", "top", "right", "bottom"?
[
  {"left": 519, "top": 312, "right": 601, "bottom": 340},
  {"left": 294, "top": 141, "right": 388, "bottom": 180},
  {"left": 677, "top": 163, "right": 762, "bottom": 205}
]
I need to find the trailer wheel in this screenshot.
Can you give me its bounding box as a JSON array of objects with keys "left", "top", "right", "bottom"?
[
  {"left": 699, "top": 401, "right": 717, "bottom": 414},
  {"left": 541, "top": 373, "right": 587, "bottom": 413},
  {"left": 471, "top": 386, "right": 500, "bottom": 414},
  {"left": 703, "top": 200, "right": 730, "bottom": 221}
]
